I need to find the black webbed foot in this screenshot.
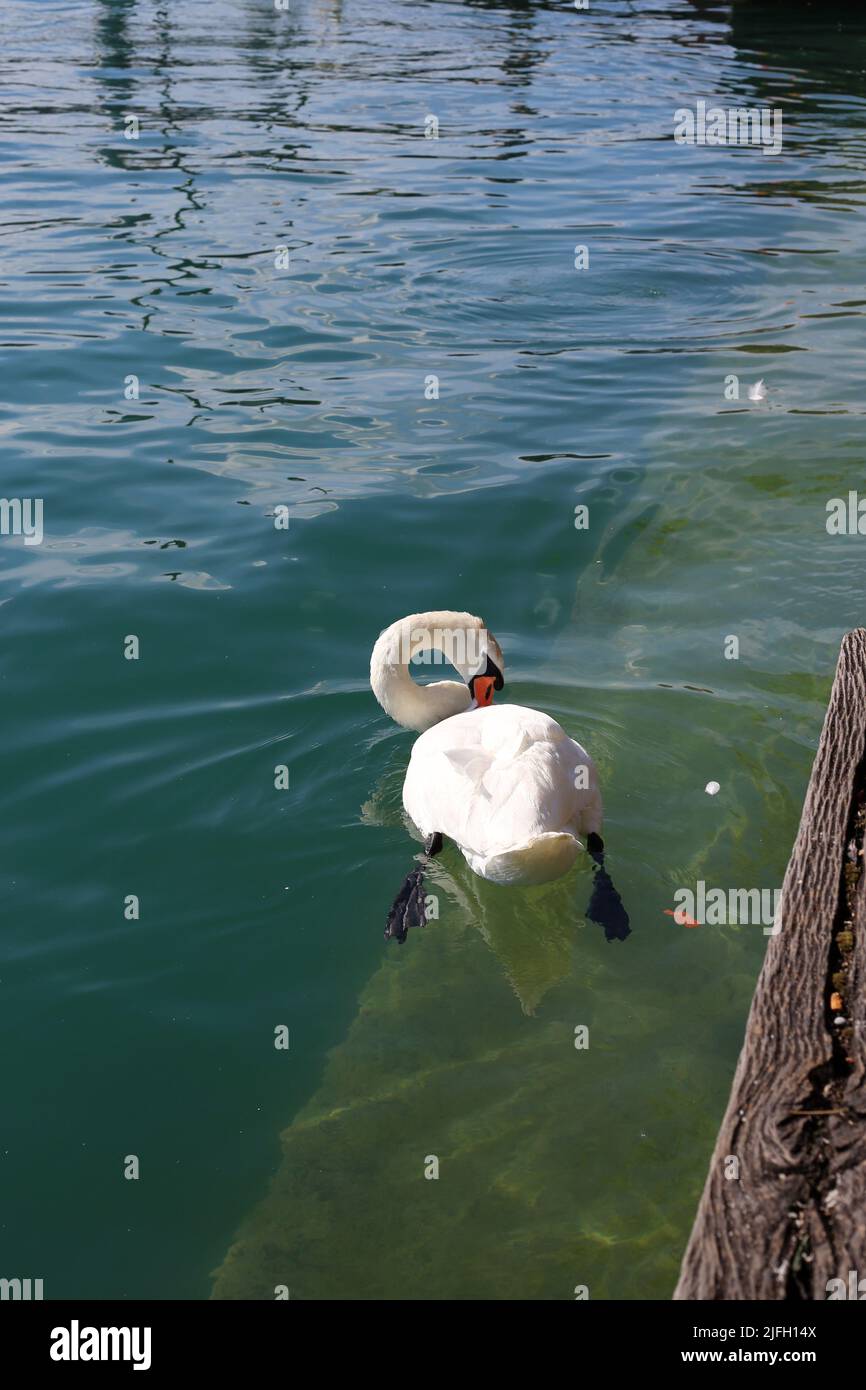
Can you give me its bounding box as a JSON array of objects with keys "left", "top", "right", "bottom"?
[
  {"left": 585, "top": 866, "right": 631, "bottom": 942},
  {"left": 384, "top": 866, "right": 428, "bottom": 944},
  {"left": 584, "top": 833, "right": 631, "bottom": 942},
  {"left": 384, "top": 832, "right": 443, "bottom": 944}
]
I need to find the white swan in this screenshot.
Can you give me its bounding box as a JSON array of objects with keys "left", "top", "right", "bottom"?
[{"left": 370, "top": 610, "right": 629, "bottom": 943}]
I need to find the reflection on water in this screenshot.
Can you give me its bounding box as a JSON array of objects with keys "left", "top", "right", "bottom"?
[
  {"left": 213, "top": 864, "right": 710, "bottom": 1302},
  {"left": 360, "top": 759, "right": 592, "bottom": 1015},
  {"left": 2, "top": 0, "right": 866, "bottom": 1298}
]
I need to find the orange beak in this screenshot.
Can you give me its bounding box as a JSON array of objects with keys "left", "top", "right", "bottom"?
[{"left": 474, "top": 675, "right": 496, "bottom": 708}]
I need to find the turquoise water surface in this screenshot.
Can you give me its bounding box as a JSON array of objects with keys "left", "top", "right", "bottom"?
[{"left": 2, "top": 0, "right": 866, "bottom": 1299}]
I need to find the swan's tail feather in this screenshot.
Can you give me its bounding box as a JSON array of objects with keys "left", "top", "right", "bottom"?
[
  {"left": 584, "top": 833, "right": 631, "bottom": 942},
  {"left": 384, "top": 866, "right": 428, "bottom": 944},
  {"left": 475, "top": 832, "right": 581, "bottom": 886}
]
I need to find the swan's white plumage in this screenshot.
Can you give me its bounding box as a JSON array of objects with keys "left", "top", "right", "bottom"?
[
  {"left": 403, "top": 703, "right": 602, "bottom": 886},
  {"left": 370, "top": 610, "right": 603, "bottom": 888}
]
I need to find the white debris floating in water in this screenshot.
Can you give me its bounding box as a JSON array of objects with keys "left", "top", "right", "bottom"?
[
  {"left": 747, "top": 379, "right": 767, "bottom": 401},
  {"left": 705, "top": 781, "right": 720, "bottom": 796}
]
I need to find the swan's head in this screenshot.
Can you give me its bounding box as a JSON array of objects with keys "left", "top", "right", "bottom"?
[
  {"left": 370, "top": 610, "right": 505, "bottom": 731},
  {"left": 461, "top": 642, "right": 505, "bottom": 709}
]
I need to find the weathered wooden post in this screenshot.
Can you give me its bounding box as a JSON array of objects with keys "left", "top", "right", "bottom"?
[{"left": 675, "top": 629, "right": 866, "bottom": 1300}]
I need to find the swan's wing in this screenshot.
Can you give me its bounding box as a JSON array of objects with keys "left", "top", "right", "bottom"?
[{"left": 402, "top": 704, "right": 599, "bottom": 857}]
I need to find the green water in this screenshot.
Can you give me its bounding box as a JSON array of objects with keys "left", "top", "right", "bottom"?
[{"left": 3, "top": 0, "right": 866, "bottom": 1300}]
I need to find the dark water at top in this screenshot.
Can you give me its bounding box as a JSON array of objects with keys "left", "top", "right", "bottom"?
[{"left": 1, "top": 0, "right": 865, "bottom": 1298}]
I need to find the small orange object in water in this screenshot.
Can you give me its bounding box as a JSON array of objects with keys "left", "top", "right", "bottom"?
[
  {"left": 664, "top": 907, "right": 700, "bottom": 928},
  {"left": 830, "top": 991, "right": 843, "bottom": 1012}
]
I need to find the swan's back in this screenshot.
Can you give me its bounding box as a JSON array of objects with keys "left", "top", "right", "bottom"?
[{"left": 402, "top": 703, "right": 601, "bottom": 883}]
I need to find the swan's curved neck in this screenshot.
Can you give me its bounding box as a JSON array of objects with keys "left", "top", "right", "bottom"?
[{"left": 370, "top": 611, "right": 483, "bottom": 732}]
